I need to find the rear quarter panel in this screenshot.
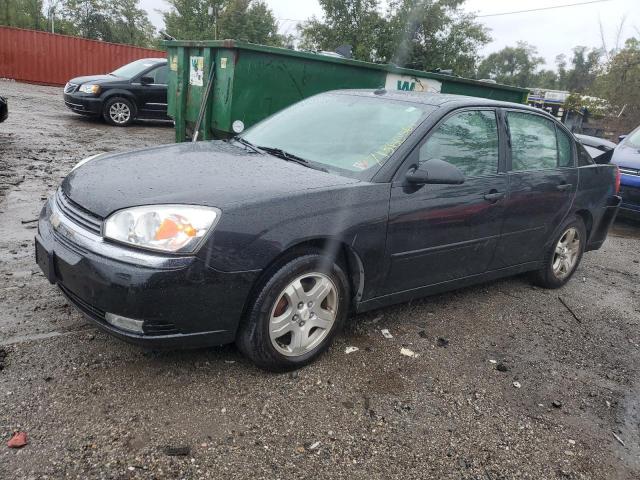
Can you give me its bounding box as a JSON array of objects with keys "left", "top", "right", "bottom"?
[{"left": 574, "top": 164, "right": 618, "bottom": 248}]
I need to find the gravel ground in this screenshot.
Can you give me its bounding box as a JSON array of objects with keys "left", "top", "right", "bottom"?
[{"left": 0, "top": 80, "right": 639, "bottom": 479}]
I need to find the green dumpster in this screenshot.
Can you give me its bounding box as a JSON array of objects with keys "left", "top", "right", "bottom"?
[{"left": 163, "top": 39, "right": 529, "bottom": 143}]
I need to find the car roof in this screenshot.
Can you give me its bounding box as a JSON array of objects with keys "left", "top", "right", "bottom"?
[{"left": 330, "top": 89, "right": 553, "bottom": 116}]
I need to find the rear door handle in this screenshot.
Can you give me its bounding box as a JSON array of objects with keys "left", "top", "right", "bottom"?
[
  {"left": 556, "top": 183, "right": 573, "bottom": 191},
  {"left": 484, "top": 191, "right": 505, "bottom": 202}
]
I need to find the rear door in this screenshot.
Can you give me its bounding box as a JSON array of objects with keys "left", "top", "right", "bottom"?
[
  {"left": 491, "top": 110, "right": 578, "bottom": 268},
  {"left": 383, "top": 108, "right": 508, "bottom": 294}
]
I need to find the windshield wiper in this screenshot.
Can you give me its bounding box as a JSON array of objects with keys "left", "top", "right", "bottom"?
[
  {"left": 231, "top": 136, "right": 263, "bottom": 154},
  {"left": 258, "top": 146, "right": 328, "bottom": 172}
]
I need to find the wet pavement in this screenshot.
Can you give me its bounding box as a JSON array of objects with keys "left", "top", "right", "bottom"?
[{"left": 0, "top": 80, "right": 639, "bottom": 479}]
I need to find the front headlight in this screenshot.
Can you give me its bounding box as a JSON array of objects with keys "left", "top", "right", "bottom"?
[
  {"left": 79, "top": 84, "right": 100, "bottom": 94},
  {"left": 104, "top": 205, "right": 220, "bottom": 254}
]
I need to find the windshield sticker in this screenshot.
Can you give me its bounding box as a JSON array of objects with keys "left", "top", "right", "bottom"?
[
  {"left": 189, "top": 56, "right": 204, "bottom": 86},
  {"left": 368, "top": 125, "right": 415, "bottom": 166}
]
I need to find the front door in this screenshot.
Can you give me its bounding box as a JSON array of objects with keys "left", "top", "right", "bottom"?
[
  {"left": 137, "top": 65, "right": 169, "bottom": 118},
  {"left": 491, "top": 110, "right": 578, "bottom": 268},
  {"left": 383, "top": 108, "right": 508, "bottom": 294}
]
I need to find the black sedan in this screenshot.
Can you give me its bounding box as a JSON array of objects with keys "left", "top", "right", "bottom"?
[
  {"left": 63, "top": 58, "right": 169, "bottom": 126},
  {"left": 0, "top": 95, "right": 7, "bottom": 123},
  {"left": 35, "top": 90, "right": 621, "bottom": 371}
]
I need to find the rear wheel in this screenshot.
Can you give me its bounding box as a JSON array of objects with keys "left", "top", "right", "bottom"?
[
  {"left": 103, "top": 97, "right": 135, "bottom": 126},
  {"left": 236, "top": 251, "right": 349, "bottom": 371},
  {"left": 531, "top": 217, "right": 586, "bottom": 289}
]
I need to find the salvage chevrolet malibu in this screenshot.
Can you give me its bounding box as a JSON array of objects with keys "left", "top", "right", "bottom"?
[{"left": 35, "top": 90, "right": 622, "bottom": 371}]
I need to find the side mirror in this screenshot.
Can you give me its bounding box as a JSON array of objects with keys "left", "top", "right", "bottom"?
[
  {"left": 140, "top": 76, "right": 154, "bottom": 85},
  {"left": 619, "top": 135, "right": 627, "bottom": 142},
  {"left": 405, "top": 159, "right": 465, "bottom": 185}
]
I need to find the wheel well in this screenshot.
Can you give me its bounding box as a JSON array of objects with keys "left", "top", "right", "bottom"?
[
  {"left": 103, "top": 94, "right": 138, "bottom": 115},
  {"left": 574, "top": 209, "right": 593, "bottom": 240},
  {"left": 249, "top": 239, "right": 365, "bottom": 311}
]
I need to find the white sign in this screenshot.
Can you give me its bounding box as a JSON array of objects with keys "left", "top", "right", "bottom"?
[
  {"left": 385, "top": 73, "right": 441, "bottom": 94},
  {"left": 189, "top": 56, "right": 204, "bottom": 86}
]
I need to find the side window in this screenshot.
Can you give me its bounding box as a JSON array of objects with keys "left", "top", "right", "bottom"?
[
  {"left": 419, "top": 110, "right": 499, "bottom": 177},
  {"left": 557, "top": 128, "right": 574, "bottom": 167},
  {"left": 577, "top": 143, "right": 595, "bottom": 166},
  {"left": 507, "top": 112, "right": 557, "bottom": 171},
  {"left": 151, "top": 65, "right": 169, "bottom": 85}
]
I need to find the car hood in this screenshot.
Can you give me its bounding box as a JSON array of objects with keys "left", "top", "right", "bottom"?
[
  {"left": 68, "top": 74, "right": 119, "bottom": 85},
  {"left": 612, "top": 143, "right": 640, "bottom": 169},
  {"left": 61, "top": 141, "right": 358, "bottom": 218}
]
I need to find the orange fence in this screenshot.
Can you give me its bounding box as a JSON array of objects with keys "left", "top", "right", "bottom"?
[{"left": 0, "top": 26, "right": 165, "bottom": 86}]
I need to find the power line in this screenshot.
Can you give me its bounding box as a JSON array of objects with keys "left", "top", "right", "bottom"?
[{"left": 477, "top": 0, "right": 615, "bottom": 18}]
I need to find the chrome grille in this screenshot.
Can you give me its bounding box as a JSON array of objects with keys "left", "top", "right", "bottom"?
[
  {"left": 619, "top": 167, "right": 640, "bottom": 177},
  {"left": 64, "top": 82, "right": 78, "bottom": 94},
  {"left": 55, "top": 189, "right": 103, "bottom": 235}
]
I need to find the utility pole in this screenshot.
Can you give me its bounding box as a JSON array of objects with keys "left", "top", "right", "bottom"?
[{"left": 208, "top": 4, "right": 218, "bottom": 40}]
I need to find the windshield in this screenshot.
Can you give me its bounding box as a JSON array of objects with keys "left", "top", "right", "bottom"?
[
  {"left": 111, "top": 59, "right": 159, "bottom": 79},
  {"left": 242, "top": 93, "right": 435, "bottom": 178},
  {"left": 626, "top": 127, "right": 640, "bottom": 148}
]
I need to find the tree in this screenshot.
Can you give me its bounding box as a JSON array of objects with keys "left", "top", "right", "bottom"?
[
  {"left": 563, "top": 46, "right": 602, "bottom": 92},
  {"left": 594, "top": 37, "right": 640, "bottom": 130},
  {"left": 380, "top": 0, "right": 490, "bottom": 76},
  {"left": 163, "top": 0, "right": 283, "bottom": 45},
  {"left": 298, "top": 0, "right": 490, "bottom": 74},
  {"left": 476, "top": 42, "right": 544, "bottom": 88},
  {"left": 297, "top": 0, "right": 384, "bottom": 62},
  {"left": 0, "top": 0, "right": 46, "bottom": 30},
  {"left": 61, "top": 0, "right": 155, "bottom": 46}
]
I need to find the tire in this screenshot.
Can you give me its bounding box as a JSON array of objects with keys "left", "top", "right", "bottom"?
[
  {"left": 531, "top": 216, "right": 586, "bottom": 289},
  {"left": 103, "top": 97, "right": 135, "bottom": 126},
  {"left": 236, "top": 250, "right": 350, "bottom": 372}
]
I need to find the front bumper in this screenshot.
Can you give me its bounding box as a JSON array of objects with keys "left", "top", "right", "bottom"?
[
  {"left": 35, "top": 197, "right": 259, "bottom": 348},
  {"left": 619, "top": 179, "right": 640, "bottom": 217},
  {"left": 63, "top": 92, "right": 103, "bottom": 116}
]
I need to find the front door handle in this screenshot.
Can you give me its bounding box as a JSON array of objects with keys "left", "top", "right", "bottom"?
[
  {"left": 557, "top": 183, "right": 573, "bottom": 191},
  {"left": 484, "top": 191, "right": 505, "bottom": 202}
]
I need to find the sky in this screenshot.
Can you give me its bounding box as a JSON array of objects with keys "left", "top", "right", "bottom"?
[{"left": 141, "top": 0, "right": 640, "bottom": 69}]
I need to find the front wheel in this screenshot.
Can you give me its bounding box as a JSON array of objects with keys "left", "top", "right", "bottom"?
[
  {"left": 103, "top": 97, "right": 135, "bottom": 126},
  {"left": 531, "top": 217, "right": 586, "bottom": 289},
  {"left": 236, "top": 251, "right": 350, "bottom": 371}
]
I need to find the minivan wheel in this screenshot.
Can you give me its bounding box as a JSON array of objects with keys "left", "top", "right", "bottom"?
[
  {"left": 531, "top": 217, "right": 586, "bottom": 289},
  {"left": 103, "top": 97, "right": 135, "bottom": 126},
  {"left": 236, "top": 251, "right": 350, "bottom": 372}
]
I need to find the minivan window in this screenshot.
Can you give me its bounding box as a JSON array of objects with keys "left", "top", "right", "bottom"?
[
  {"left": 111, "top": 60, "right": 160, "bottom": 79},
  {"left": 419, "top": 110, "right": 499, "bottom": 177},
  {"left": 557, "top": 128, "right": 574, "bottom": 167},
  {"left": 508, "top": 112, "right": 558, "bottom": 171},
  {"left": 151, "top": 65, "right": 169, "bottom": 85}
]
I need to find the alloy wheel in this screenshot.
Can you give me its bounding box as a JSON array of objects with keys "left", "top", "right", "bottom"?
[
  {"left": 269, "top": 272, "right": 339, "bottom": 357},
  {"left": 109, "top": 102, "right": 131, "bottom": 124},
  {"left": 552, "top": 227, "right": 581, "bottom": 280}
]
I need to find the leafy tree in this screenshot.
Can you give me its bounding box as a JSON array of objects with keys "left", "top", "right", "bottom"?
[
  {"left": 380, "top": 0, "right": 490, "bottom": 76},
  {"left": 163, "top": 0, "right": 283, "bottom": 45},
  {"left": 0, "top": 0, "right": 46, "bottom": 30},
  {"left": 476, "top": 42, "right": 544, "bottom": 88},
  {"left": 594, "top": 37, "right": 640, "bottom": 129},
  {"left": 298, "top": 0, "right": 384, "bottom": 62},
  {"left": 562, "top": 46, "right": 602, "bottom": 92},
  {"left": 60, "top": 0, "right": 155, "bottom": 46}
]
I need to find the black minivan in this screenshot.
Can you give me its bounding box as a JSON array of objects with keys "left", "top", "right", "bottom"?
[{"left": 63, "top": 58, "right": 169, "bottom": 126}]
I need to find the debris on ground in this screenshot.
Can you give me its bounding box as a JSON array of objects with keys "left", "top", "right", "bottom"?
[
  {"left": 489, "top": 359, "right": 497, "bottom": 364},
  {"left": 345, "top": 346, "right": 359, "bottom": 354},
  {"left": 0, "top": 348, "right": 7, "bottom": 371},
  {"left": 400, "top": 348, "right": 419, "bottom": 358},
  {"left": 496, "top": 363, "right": 510, "bottom": 372},
  {"left": 558, "top": 296, "right": 582, "bottom": 323},
  {"left": 306, "top": 441, "right": 321, "bottom": 451},
  {"left": 513, "top": 381, "right": 522, "bottom": 389},
  {"left": 612, "top": 432, "right": 625, "bottom": 447},
  {"left": 381, "top": 329, "right": 393, "bottom": 339},
  {"left": 552, "top": 400, "right": 563, "bottom": 409},
  {"left": 164, "top": 445, "right": 191, "bottom": 456},
  {"left": 436, "top": 337, "right": 449, "bottom": 348},
  {"left": 7, "top": 431, "right": 28, "bottom": 449}
]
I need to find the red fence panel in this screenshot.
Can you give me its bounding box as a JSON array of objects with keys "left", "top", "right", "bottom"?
[{"left": 0, "top": 26, "right": 166, "bottom": 86}]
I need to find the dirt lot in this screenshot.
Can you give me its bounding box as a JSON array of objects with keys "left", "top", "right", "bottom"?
[{"left": 0, "top": 80, "right": 639, "bottom": 479}]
